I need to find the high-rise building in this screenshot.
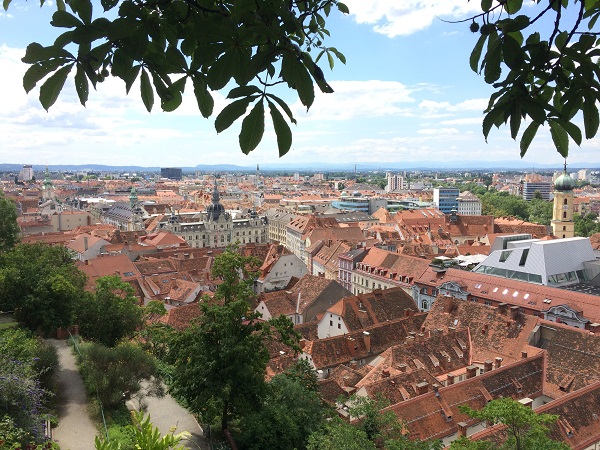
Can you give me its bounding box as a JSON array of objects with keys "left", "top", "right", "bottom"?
[
  {"left": 19, "top": 164, "right": 34, "bottom": 181},
  {"left": 522, "top": 181, "right": 552, "bottom": 201},
  {"left": 433, "top": 187, "right": 459, "bottom": 214},
  {"left": 385, "top": 172, "right": 407, "bottom": 192},
  {"left": 160, "top": 167, "right": 182, "bottom": 180}
]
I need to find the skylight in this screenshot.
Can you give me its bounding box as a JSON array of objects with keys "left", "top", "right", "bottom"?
[
  {"left": 493, "top": 287, "right": 498, "bottom": 293},
  {"left": 524, "top": 293, "right": 530, "bottom": 299},
  {"left": 512, "top": 291, "right": 519, "bottom": 297}
]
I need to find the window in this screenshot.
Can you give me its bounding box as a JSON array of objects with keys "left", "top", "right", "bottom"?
[
  {"left": 337, "top": 323, "right": 341, "bottom": 329},
  {"left": 564, "top": 198, "right": 568, "bottom": 205},
  {"left": 330, "top": 320, "right": 333, "bottom": 326},
  {"left": 422, "top": 300, "right": 429, "bottom": 310},
  {"left": 563, "top": 211, "right": 567, "bottom": 219}
]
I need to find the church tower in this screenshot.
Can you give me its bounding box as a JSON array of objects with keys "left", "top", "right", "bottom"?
[
  {"left": 41, "top": 166, "right": 54, "bottom": 201},
  {"left": 551, "top": 162, "right": 575, "bottom": 239}
]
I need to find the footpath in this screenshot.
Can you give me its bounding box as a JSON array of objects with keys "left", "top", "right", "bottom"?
[{"left": 48, "top": 339, "right": 209, "bottom": 450}]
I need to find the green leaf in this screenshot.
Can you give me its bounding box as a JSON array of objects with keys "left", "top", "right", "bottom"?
[
  {"left": 50, "top": 10, "right": 82, "bottom": 28},
  {"left": 74, "top": 63, "right": 89, "bottom": 106},
  {"left": 22, "top": 43, "right": 73, "bottom": 64},
  {"left": 505, "top": 0, "right": 523, "bottom": 14},
  {"left": 330, "top": 47, "right": 346, "bottom": 64},
  {"left": 470, "top": 34, "right": 487, "bottom": 73},
  {"left": 549, "top": 120, "right": 569, "bottom": 157},
  {"left": 68, "top": 0, "right": 92, "bottom": 24},
  {"left": 554, "top": 118, "right": 582, "bottom": 146},
  {"left": 215, "top": 97, "right": 256, "bottom": 133},
  {"left": 583, "top": 95, "right": 599, "bottom": 139},
  {"left": 39, "top": 64, "right": 73, "bottom": 111},
  {"left": 327, "top": 51, "right": 335, "bottom": 69},
  {"left": 510, "top": 102, "right": 521, "bottom": 139},
  {"left": 140, "top": 69, "right": 154, "bottom": 112},
  {"left": 239, "top": 100, "right": 265, "bottom": 154},
  {"left": 124, "top": 65, "right": 141, "bottom": 94},
  {"left": 268, "top": 100, "right": 292, "bottom": 157},
  {"left": 502, "top": 35, "right": 523, "bottom": 69},
  {"left": 57, "top": 0, "right": 65, "bottom": 11},
  {"left": 484, "top": 33, "right": 502, "bottom": 83},
  {"left": 3, "top": 0, "right": 12, "bottom": 11},
  {"left": 265, "top": 94, "right": 297, "bottom": 124},
  {"left": 101, "top": 0, "right": 118, "bottom": 11},
  {"left": 207, "top": 51, "right": 236, "bottom": 91},
  {"left": 481, "top": 0, "right": 493, "bottom": 12},
  {"left": 337, "top": 2, "right": 349, "bottom": 14},
  {"left": 23, "top": 59, "right": 65, "bottom": 93},
  {"left": 227, "top": 85, "right": 262, "bottom": 99},
  {"left": 193, "top": 77, "right": 214, "bottom": 118},
  {"left": 520, "top": 121, "right": 540, "bottom": 157},
  {"left": 521, "top": 98, "right": 546, "bottom": 124},
  {"left": 482, "top": 106, "right": 505, "bottom": 140}
]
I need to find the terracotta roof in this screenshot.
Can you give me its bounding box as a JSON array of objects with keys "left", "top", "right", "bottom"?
[
  {"left": 328, "top": 288, "right": 419, "bottom": 332},
  {"left": 160, "top": 303, "right": 202, "bottom": 330},
  {"left": 384, "top": 353, "right": 545, "bottom": 442}
]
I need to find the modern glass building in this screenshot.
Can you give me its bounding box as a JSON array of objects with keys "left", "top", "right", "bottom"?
[{"left": 433, "top": 188, "right": 459, "bottom": 214}]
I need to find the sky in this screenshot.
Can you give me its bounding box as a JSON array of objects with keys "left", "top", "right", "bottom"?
[{"left": 0, "top": 0, "right": 598, "bottom": 168}]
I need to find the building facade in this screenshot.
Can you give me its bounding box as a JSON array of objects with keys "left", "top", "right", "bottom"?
[
  {"left": 551, "top": 171, "right": 575, "bottom": 239},
  {"left": 433, "top": 188, "right": 460, "bottom": 214}
]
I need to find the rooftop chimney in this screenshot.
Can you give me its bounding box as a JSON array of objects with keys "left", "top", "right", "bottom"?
[
  {"left": 521, "top": 350, "right": 528, "bottom": 359},
  {"left": 466, "top": 365, "right": 478, "bottom": 379},
  {"left": 484, "top": 360, "right": 493, "bottom": 372},
  {"left": 510, "top": 305, "right": 521, "bottom": 319},
  {"left": 363, "top": 331, "right": 371, "bottom": 353},
  {"left": 497, "top": 302, "right": 508, "bottom": 315},
  {"left": 416, "top": 381, "right": 429, "bottom": 396},
  {"left": 83, "top": 236, "right": 89, "bottom": 251},
  {"left": 397, "top": 363, "right": 407, "bottom": 373},
  {"left": 447, "top": 373, "right": 455, "bottom": 386},
  {"left": 494, "top": 357, "right": 503, "bottom": 369},
  {"left": 457, "top": 422, "right": 468, "bottom": 438}
]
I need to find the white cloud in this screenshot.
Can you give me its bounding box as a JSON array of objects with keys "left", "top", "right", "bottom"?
[
  {"left": 294, "top": 80, "right": 416, "bottom": 121},
  {"left": 418, "top": 127, "right": 459, "bottom": 135},
  {"left": 343, "top": 0, "right": 480, "bottom": 37}
]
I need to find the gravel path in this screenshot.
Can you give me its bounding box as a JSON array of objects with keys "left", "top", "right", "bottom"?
[{"left": 48, "top": 339, "right": 97, "bottom": 450}]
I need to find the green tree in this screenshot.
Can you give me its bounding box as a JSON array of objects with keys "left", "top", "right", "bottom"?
[
  {"left": 167, "top": 248, "right": 298, "bottom": 432},
  {"left": 574, "top": 213, "right": 600, "bottom": 237},
  {"left": 283, "top": 358, "right": 320, "bottom": 393},
  {"left": 237, "top": 374, "right": 325, "bottom": 450},
  {"left": 528, "top": 198, "right": 553, "bottom": 226},
  {"left": 78, "top": 341, "right": 162, "bottom": 409},
  {"left": 0, "top": 243, "right": 86, "bottom": 334},
  {"left": 75, "top": 275, "right": 144, "bottom": 347},
  {"left": 307, "top": 418, "right": 377, "bottom": 450},
  {"left": 0, "top": 193, "right": 20, "bottom": 253},
  {"left": 7, "top": 0, "right": 347, "bottom": 156},
  {"left": 450, "top": 397, "right": 569, "bottom": 450},
  {"left": 465, "top": 1, "right": 600, "bottom": 157}
]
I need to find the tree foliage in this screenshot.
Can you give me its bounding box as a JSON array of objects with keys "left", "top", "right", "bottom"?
[
  {"left": 574, "top": 212, "right": 600, "bottom": 236},
  {"left": 167, "top": 248, "right": 299, "bottom": 432},
  {"left": 237, "top": 374, "right": 325, "bottom": 450},
  {"left": 0, "top": 193, "right": 20, "bottom": 253},
  {"left": 78, "top": 341, "right": 161, "bottom": 409},
  {"left": 0, "top": 328, "right": 59, "bottom": 446},
  {"left": 451, "top": 397, "right": 569, "bottom": 450},
  {"left": 0, "top": 243, "right": 86, "bottom": 334},
  {"left": 465, "top": 0, "right": 600, "bottom": 157},
  {"left": 6, "top": 0, "right": 348, "bottom": 157},
  {"left": 75, "top": 275, "right": 144, "bottom": 347}
]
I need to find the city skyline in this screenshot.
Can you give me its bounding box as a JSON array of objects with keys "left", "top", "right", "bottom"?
[{"left": 1, "top": 1, "right": 598, "bottom": 167}]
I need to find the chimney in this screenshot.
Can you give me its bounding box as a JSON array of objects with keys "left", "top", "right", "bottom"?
[
  {"left": 497, "top": 302, "right": 508, "bottom": 315},
  {"left": 447, "top": 373, "right": 455, "bottom": 386},
  {"left": 521, "top": 350, "right": 528, "bottom": 359},
  {"left": 484, "top": 360, "right": 493, "bottom": 372},
  {"left": 346, "top": 337, "right": 357, "bottom": 357},
  {"left": 494, "top": 357, "right": 503, "bottom": 369},
  {"left": 510, "top": 305, "right": 520, "bottom": 319},
  {"left": 457, "top": 422, "right": 468, "bottom": 438},
  {"left": 83, "top": 236, "right": 89, "bottom": 251},
  {"left": 404, "top": 308, "right": 414, "bottom": 317},
  {"left": 363, "top": 331, "right": 371, "bottom": 353},
  {"left": 382, "top": 368, "right": 390, "bottom": 378},
  {"left": 447, "top": 326, "right": 456, "bottom": 334},
  {"left": 432, "top": 383, "right": 441, "bottom": 395},
  {"left": 299, "top": 339, "right": 307, "bottom": 350},
  {"left": 589, "top": 323, "right": 600, "bottom": 334},
  {"left": 349, "top": 360, "right": 358, "bottom": 369},
  {"left": 466, "top": 365, "right": 478, "bottom": 379},
  {"left": 397, "top": 363, "right": 407, "bottom": 373},
  {"left": 416, "top": 381, "right": 429, "bottom": 395}
]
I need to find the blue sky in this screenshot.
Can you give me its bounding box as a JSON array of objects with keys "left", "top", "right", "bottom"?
[{"left": 0, "top": 0, "right": 598, "bottom": 167}]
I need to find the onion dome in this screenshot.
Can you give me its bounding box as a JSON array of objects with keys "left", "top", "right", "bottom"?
[{"left": 554, "top": 172, "right": 575, "bottom": 191}]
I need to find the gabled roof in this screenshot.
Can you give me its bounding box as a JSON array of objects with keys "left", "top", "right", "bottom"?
[
  {"left": 327, "top": 288, "right": 419, "bottom": 331},
  {"left": 79, "top": 254, "right": 141, "bottom": 285}
]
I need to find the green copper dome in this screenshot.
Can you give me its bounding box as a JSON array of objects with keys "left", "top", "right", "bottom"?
[{"left": 554, "top": 172, "right": 575, "bottom": 191}]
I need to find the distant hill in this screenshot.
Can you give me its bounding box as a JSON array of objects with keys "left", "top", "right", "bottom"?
[{"left": 0, "top": 161, "right": 597, "bottom": 172}]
